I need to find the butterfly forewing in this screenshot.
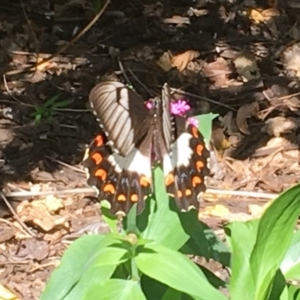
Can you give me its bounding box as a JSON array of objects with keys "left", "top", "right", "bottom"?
[{"left": 89, "top": 81, "right": 151, "bottom": 156}]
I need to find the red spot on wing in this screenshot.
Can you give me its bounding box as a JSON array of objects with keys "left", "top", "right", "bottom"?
[
  {"left": 196, "top": 144, "right": 204, "bottom": 156},
  {"left": 192, "top": 176, "right": 202, "bottom": 187},
  {"left": 103, "top": 183, "right": 116, "bottom": 194},
  {"left": 196, "top": 160, "right": 204, "bottom": 171},
  {"left": 191, "top": 126, "right": 199, "bottom": 138},
  {"left": 95, "top": 168, "right": 107, "bottom": 181},
  {"left": 165, "top": 173, "right": 175, "bottom": 186},
  {"left": 130, "top": 194, "right": 138, "bottom": 203},
  {"left": 140, "top": 176, "right": 151, "bottom": 187},
  {"left": 92, "top": 153, "right": 103, "bottom": 165},
  {"left": 95, "top": 135, "right": 104, "bottom": 147},
  {"left": 117, "top": 194, "right": 126, "bottom": 202}
]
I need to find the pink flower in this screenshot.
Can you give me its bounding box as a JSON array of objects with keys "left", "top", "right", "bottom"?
[
  {"left": 170, "top": 100, "right": 191, "bottom": 116},
  {"left": 187, "top": 117, "right": 198, "bottom": 127}
]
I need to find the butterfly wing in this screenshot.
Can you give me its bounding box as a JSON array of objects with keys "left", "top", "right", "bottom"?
[
  {"left": 89, "top": 81, "right": 151, "bottom": 157},
  {"left": 162, "top": 114, "right": 209, "bottom": 211},
  {"left": 84, "top": 81, "right": 153, "bottom": 215}
]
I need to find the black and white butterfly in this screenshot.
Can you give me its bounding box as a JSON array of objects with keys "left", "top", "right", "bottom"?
[{"left": 83, "top": 81, "right": 210, "bottom": 215}]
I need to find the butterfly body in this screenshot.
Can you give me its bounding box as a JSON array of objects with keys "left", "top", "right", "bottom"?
[{"left": 84, "top": 81, "right": 209, "bottom": 215}]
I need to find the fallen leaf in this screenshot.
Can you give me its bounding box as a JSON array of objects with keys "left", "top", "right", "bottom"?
[
  {"left": 156, "top": 51, "right": 172, "bottom": 72},
  {"left": 248, "top": 8, "right": 279, "bottom": 24},
  {"left": 202, "top": 204, "right": 230, "bottom": 217},
  {"left": 233, "top": 52, "right": 260, "bottom": 82},
  {"left": 202, "top": 57, "right": 232, "bottom": 87},
  {"left": 262, "top": 116, "right": 300, "bottom": 137},
  {"left": 236, "top": 102, "right": 259, "bottom": 135},
  {"left": 0, "top": 283, "right": 19, "bottom": 300},
  {"left": 171, "top": 50, "right": 200, "bottom": 72},
  {"left": 163, "top": 15, "right": 190, "bottom": 25}
]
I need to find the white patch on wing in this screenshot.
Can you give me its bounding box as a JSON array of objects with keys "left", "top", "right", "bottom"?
[
  {"left": 170, "top": 132, "right": 193, "bottom": 167},
  {"left": 107, "top": 148, "right": 151, "bottom": 177}
]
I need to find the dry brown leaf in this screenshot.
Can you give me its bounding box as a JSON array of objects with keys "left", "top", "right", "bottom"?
[
  {"left": 0, "top": 283, "right": 19, "bottom": 300},
  {"left": 233, "top": 52, "right": 260, "bottom": 82},
  {"left": 236, "top": 102, "right": 259, "bottom": 135},
  {"left": 156, "top": 51, "right": 172, "bottom": 72},
  {"left": 262, "top": 116, "right": 300, "bottom": 137},
  {"left": 202, "top": 57, "right": 231, "bottom": 87},
  {"left": 171, "top": 50, "right": 200, "bottom": 72},
  {"left": 16, "top": 199, "right": 68, "bottom": 232},
  {"left": 248, "top": 8, "right": 279, "bottom": 24},
  {"left": 201, "top": 204, "right": 229, "bottom": 217},
  {"left": 163, "top": 15, "right": 190, "bottom": 25}
]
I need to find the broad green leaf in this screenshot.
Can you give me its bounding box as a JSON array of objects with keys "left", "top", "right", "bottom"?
[
  {"left": 135, "top": 243, "right": 227, "bottom": 300},
  {"left": 84, "top": 279, "right": 146, "bottom": 300},
  {"left": 138, "top": 167, "right": 189, "bottom": 250},
  {"left": 63, "top": 265, "right": 116, "bottom": 300},
  {"left": 41, "top": 234, "right": 128, "bottom": 300},
  {"left": 286, "top": 285, "right": 300, "bottom": 300},
  {"left": 180, "top": 213, "right": 230, "bottom": 267},
  {"left": 281, "top": 230, "right": 300, "bottom": 280},
  {"left": 251, "top": 184, "right": 300, "bottom": 299},
  {"left": 162, "top": 288, "right": 184, "bottom": 300},
  {"left": 228, "top": 220, "right": 259, "bottom": 300},
  {"left": 101, "top": 202, "right": 118, "bottom": 233}
]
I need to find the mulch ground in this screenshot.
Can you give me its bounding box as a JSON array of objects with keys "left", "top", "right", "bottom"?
[{"left": 0, "top": 0, "right": 300, "bottom": 298}]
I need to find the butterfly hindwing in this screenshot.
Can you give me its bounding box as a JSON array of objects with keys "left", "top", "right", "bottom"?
[
  {"left": 163, "top": 117, "right": 209, "bottom": 211},
  {"left": 83, "top": 131, "right": 153, "bottom": 215}
]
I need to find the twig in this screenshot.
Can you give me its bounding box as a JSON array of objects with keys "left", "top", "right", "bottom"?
[
  {"left": 5, "top": 0, "right": 111, "bottom": 76},
  {"left": 3, "top": 187, "right": 97, "bottom": 198},
  {"left": 205, "top": 188, "right": 278, "bottom": 200},
  {"left": 170, "top": 88, "right": 237, "bottom": 111},
  {"left": 2, "top": 186, "right": 278, "bottom": 200},
  {"left": 0, "top": 191, "right": 37, "bottom": 237}
]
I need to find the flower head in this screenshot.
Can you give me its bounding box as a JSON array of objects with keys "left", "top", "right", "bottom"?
[{"left": 170, "top": 100, "right": 191, "bottom": 116}]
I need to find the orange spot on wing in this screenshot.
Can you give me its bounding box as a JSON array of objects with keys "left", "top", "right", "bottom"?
[
  {"left": 130, "top": 194, "right": 138, "bottom": 203},
  {"left": 95, "top": 135, "right": 104, "bottom": 147},
  {"left": 196, "top": 160, "right": 204, "bottom": 171},
  {"left": 117, "top": 194, "right": 126, "bottom": 202},
  {"left": 92, "top": 153, "right": 103, "bottom": 165},
  {"left": 165, "top": 173, "right": 174, "bottom": 186},
  {"left": 196, "top": 144, "right": 204, "bottom": 156},
  {"left": 185, "top": 189, "right": 192, "bottom": 196},
  {"left": 95, "top": 168, "right": 107, "bottom": 181},
  {"left": 103, "top": 183, "right": 116, "bottom": 194},
  {"left": 191, "top": 126, "right": 199, "bottom": 138},
  {"left": 192, "top": 176, "right": 202, "bottom": 187},
  {"left": 176, "top": 190, "right": 183, "bottom": 198},
  {"left": 140, "top": 176, "right": 151, "bottom": 187}
]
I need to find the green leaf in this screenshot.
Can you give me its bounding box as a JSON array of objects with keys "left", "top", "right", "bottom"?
[
  {"left": 41, "top": 234, "right": 129, "bottom": 300},
  {"left": 83, "top": 279, "right": 147, "bottom": 300},
  {"left": 101, "top": 202, "right": 119, "bottom": 233},
  {"left": 162, "top": 288, "right": 184, "bottom": 300},
  {"left": 251, "top": 184, "right": 300, "bottom": 299},
  {"left": 227, "top": 220, "right": 259, "bottom": 300},
  {"left": 135, "top": 243, "right": 227, "bottom": 300},
  {"left": 138, "top": 167, "right": 189, "bottom": 250},
  {"left": 195, "top": 113, "right": 218, "bottom": 143},
  {"left": 43, "top": 94, "right": 61, "bottom": 108},
  {"left": 180, "top": 213, "right": 230, "bottom": 267},
  {"left": 281, "top": 229, "right": 300, "bottom": 280},
  {"left": 52, "top": 98, "right": 73, "bottom": 108}
]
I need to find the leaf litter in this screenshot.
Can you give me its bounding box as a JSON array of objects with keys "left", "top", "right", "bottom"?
[{"left": 0, "top": 0, "right": 300, "bottom": 298}]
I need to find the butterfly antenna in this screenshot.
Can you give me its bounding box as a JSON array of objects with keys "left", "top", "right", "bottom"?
[{"left": 128, "top": 68, "right": 156, "bottom": 97}]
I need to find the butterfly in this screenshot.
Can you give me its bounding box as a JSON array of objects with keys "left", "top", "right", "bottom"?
[{"left": 83, "top": 81, "right": 210, "bottom": 215}]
